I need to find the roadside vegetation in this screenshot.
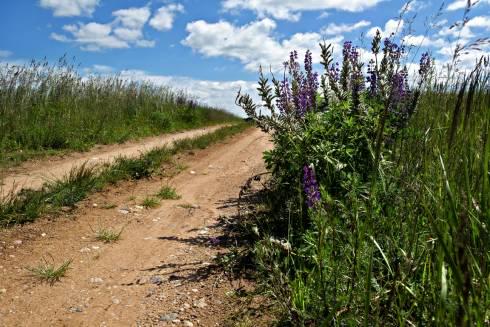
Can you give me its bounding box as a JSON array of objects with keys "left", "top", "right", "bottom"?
[
  {"left": 0, "top": 57, "right": 240, "bottom": 167},
  {"left": 0, "top": 123, "right": 249, "bottom": 226},
  {"left": 236, "top": 9, "right": 490, "bottom": 327}
]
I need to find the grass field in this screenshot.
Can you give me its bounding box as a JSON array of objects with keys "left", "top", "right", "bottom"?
[{"left": 0, "top": 57, "right": 239, "bottom": 167}]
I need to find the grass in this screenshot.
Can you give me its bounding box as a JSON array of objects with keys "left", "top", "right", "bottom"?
[
  {"left": 141, "top": 197, "right": 160, "bottom": 208},
  {"left": 0, "top": 123, "right": 250, "bottom": 226},
  {"left": 0, "top": 57, "right": 240, "bottom": 168},
  {"left": 156, "top": 186, "right": 181, "bottom": 200},
  {"left": 27, "top": 259, "right": 72, "bottom": 285},
  {"left": 94, "top": 227, "right": 124, "bottom": 243}
]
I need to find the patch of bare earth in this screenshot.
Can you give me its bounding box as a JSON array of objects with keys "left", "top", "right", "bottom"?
[{"left": 0, "top": 128, "right": 272, "bottom": 326}]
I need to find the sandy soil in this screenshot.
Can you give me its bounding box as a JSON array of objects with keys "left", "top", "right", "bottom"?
[
  {"left": 0, "top": 128, "right": 272, "bottom": 326},
  {"left": 0, "top": 125, "right": 227, "bottom": 197}
]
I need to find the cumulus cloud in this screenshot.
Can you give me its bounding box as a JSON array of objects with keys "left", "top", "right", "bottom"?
[
  {"left": 446, "top": 0, "right": 490, "bottom": 11},
  {"left": 39, "top": 0, "right": 99, "bottom": 17},
  {"left": 182, "top": 18, "right": 343, "bottom": 72},
  {"left": 0, "top": 50, "right": 12, "bottom": 58},
  {"left": 119, "top": 69, "right": 258, "bottom": 116},
  {"left": 322, "top": 20, "right": 370, "bottom": 35},
  {"left": 222, "top": 0, "right": 382, "bottom": 21},
  {"left": 367, "top": 19, "right": 404, "bottom": 38},
  {"left": 51, "top": 6, "right": 155, "bottom": 51},
  {"left": 149, "top": 4, "right": 185, "bottom": 31}
]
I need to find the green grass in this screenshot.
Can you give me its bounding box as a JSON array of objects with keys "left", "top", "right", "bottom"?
[
  {"left": 94, "top": 227, "right": 124, "bottom": 243},
  {"left": 156, "top": 186, "right": 181, "bottom": 200},
  {"left": 27, "top": 259, "right": 72, "bottom": 285},
  {"left": 0, "top": 123, "right": 250, "bottom": 226},
  {"left": 141, "top": 197, "right": 160, "bottom": 208},
  {"left": 0, "top": 57, "right": 240, "bottom": 169}
]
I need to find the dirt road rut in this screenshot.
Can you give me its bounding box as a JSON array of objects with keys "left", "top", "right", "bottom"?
[{"left": 0, "top": 128, "right": 271, "bottom": 326}]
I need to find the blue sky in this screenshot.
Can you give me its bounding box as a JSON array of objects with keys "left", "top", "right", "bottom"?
[{"left": 1, "top": 0, "right": 489, "bottom": 115}]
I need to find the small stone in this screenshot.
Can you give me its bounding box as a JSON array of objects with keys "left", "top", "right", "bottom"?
[
  {"left": 159, "top": 313, "right": 178, "bottom": 321},
  {"left": 134, "top": 205, "right": 144, "bottom": 210},
  {"left": 137, "top": 277, "right": 148, "bottom": 285},
  {"left": 90, "top": 277, "right": 104, "bottom": 284},
  {"left": 112, "top": 298, "right": 120, "bottom": 304},
  {"left": 91, "top": 246, "right": 100, "bottom": 250},
  {"left": 13, "top": 240, "right": 22, "bottom": 245},
  {"left": 61, "top": 206, "right": 72, "bottom": 212},
  {"left": 80, "top": 247, "right": 91, "bottom": 253},
  {"left": 150, "top": 275, "right": 164, "bottom": 285},
  {"left": 189, "top": 171, "right": 196, "bottom": 175},
  {"left": 183, "top": 303, "right": 191, "bottom": 309},
  {"left": 118, "top": 208, "right": 130, "bottom": 215},
  {"left": 92, "top": 203, "right": 98, "bottom": 208},
  {"left": 183, "top": 321, "right": 193, "bottom": 327},
  {"left": 193, "top": 298, "right": 207, "bottom": 308},
  {"left": 69, "top": 306, "right": 83, "bottom": 313},
  {"left": 0, "top": 288, "right": 6, "bottom": 294},
  {"left": 191, "top": 289, "right": 198, "bottom": 293},
  {"left": 41, "top": 233, "right": 47, "bottom": 237}
]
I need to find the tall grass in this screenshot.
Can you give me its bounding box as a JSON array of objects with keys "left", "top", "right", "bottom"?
[{"left": 0, "top": 56, "right": 238, "bottom": 166}]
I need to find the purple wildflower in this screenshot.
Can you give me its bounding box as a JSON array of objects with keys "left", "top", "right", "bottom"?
[
  {"left": 303, "top": 165, "right": 321, "bottom": 208},
  {"left": 277, "top": 77, "right": 292, "bottom": 114},
  {"left": 367, "top": 59, "right": 377, "bottom": 97},
  {"left": 418, "top": 52, "right": 431, "bottom": 84}
]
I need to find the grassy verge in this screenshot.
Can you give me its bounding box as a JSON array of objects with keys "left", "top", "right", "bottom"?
[
  {"left": 0, "top": 123, "right": 250, "bottom": 226},
  {"left": 0, "top": 58, "right": 240, "bottom": 168}
]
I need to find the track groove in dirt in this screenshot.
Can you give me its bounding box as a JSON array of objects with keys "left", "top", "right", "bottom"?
[
  {"left": 0, "top": 128, "right": 271, "bottom": 326},
  {"left": 0, "top": 125, "right": 226, "bottom": 197}
]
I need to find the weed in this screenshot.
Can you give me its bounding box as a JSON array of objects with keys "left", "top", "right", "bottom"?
[
  {"left": 141, "top": 197, "right": 160, "bottom": 209},
  {"left": 94, "top": 227, "right": 124, "bottom": 243},
  {"left": 157, "top": 186, "right": 181, "bottom": 200},
  {"left": 27, "top": 258, "right": 72, "bottom": 285}
]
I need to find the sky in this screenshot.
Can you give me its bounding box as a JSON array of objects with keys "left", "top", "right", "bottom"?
[{"left": 0, "top": 0, "right": 489, "bottom": 116}]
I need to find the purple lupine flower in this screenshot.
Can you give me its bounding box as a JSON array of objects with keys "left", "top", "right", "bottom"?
[
  {"left": 277, "top": 77, "right": 292, "bottom": 114},
  {"left": 329, "top": 63, "right": 340, "bottom": 82},
  {"left": 367, "top": 59, "right": 377, "bottom": 97},
  {"left": 418, "top": 52, "right": 431, "bottom": 83},
  {"left": 303, "top": 164, "right": 321, "bottom": 208},
  {"left": 392, "top": 67, "right": 410, "bottom": 103}
]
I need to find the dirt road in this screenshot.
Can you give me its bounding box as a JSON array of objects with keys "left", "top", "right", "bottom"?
[
  {"left": 0, "top": 125, "right": 227, "bottom": 197},
  {"left": 0, "top": 128, "right": 272, "bottom": 326}
]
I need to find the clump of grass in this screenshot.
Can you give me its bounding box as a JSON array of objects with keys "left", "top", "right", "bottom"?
[
  {"left": 94, "top": 227, "right": 124, "bottom": 243},
  {"left": 27, "top": 258, "right": 72, "bottom": 285},
  {"left": 157, "top": 186, "right": 181, "bottom": 200},
  {"left": 141, "top": 197, "right": 160, "bottom": 208}
]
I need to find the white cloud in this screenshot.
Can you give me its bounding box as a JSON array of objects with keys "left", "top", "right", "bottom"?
[
  {"left": 119, "top": 69, "right": 258, "bottom": 116},
  {"left": 438, "top": 16, "right": 490, "bottom": 39},
  {"left": 149, "top": 4, "right": 185, "bottom": 31},
  {"left": 39, "top": 0, "right": 99, "bottom": 17},
  {"left": 113, "top": 7, "right": 151, "bottom": 30},
  {"left": 83, "top": 64, "right": 114, "bottom": 75},
  {"left": 0, "top": 50, "right": 12, "bottom": 58},
  {"left": 222, "top": 0, "right": 382, "bottom": 21},
  {"left": 182, "top": 18, "right": 343, "bottom": 72},
  {"left": 51, "top": 6, "right": 154, "bottom": 51},
  {"left": 446, "top": 0, "right": 490, "bottom": 11},
  {"left": 403, "top": 35, "right": 447, "bottom": 48},
  {"left": 322, "top": 20, "right": 370, "bottom": 35},
  {"left": 399, "top": 0, "right": 427, "bottom": 13},
  {"left": 367, "top": 19, "right": 404, "bottom": 38}
]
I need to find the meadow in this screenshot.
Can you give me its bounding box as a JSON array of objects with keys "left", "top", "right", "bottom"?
[
  {"left": 236, "top": 23, "right": 490, "bottom": 327},
  {"left": 0, "top": 56, "right": 239, "bottom": 167}
]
